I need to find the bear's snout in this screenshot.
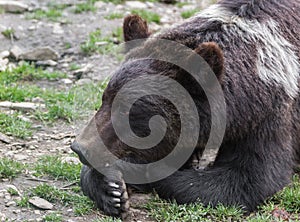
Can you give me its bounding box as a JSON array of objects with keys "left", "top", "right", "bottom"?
[{"left": 71, "top": 141, "right": 90, "bottom": 166}]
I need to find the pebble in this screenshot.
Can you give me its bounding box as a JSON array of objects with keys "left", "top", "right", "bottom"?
[
  {"left": 0, "top": 50, "right": 9, "bottom": 59},
  {"left": 0, "top": 1, "right": 29, "bottom": 13},
  {"left": 36, "top": 60, "right": 58, "bottom": 67},
  {"left": 52, "top": 23, "right": 64, "bottom": 34},
  {"left": 14, "top": 154, "right": 28, "bottom": 161},
  {"left": 76, "top": 78, "right": 93, "bottom": 86},
  {"left": 125, "top": 1, "right": 148, "bottom": 9},
  {"left": 19, "top": 47, "right": 59, "bottom": 61},
  {"left": 28, "top": 197, "right": 53, "bottom": 210},
  {"left": 60, "top": 78, "right": 73, "bottom": 85},
  {"left": 0, "top": 101, "right": 46, "bottom": 111},
  {"left": 5, "top": 201, "right": 16, "bottom": 207}
]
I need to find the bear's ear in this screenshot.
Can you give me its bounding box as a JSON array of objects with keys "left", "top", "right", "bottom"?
[
  {"left": 194, "top": 42, "right": 224, "bottom": 81},
  {"left": 123, "top": 15, "right": 150, "bottom": 42}
]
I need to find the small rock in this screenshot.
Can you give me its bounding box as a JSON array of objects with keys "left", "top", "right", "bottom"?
[
  {"left": 34, "top": 210, "right": 41, "bottom": 215},
  {"left": 29, "top": 197, "right": 53, "bottom": 210},
  {"left": 76, "top": 78, "right": 92, "bottom": 86},
  {"left": 0, "top": 50, "right": 9, "bottom": 59},
  {"left": 0, "top": 212, "right": 6, "bottom": 221},
  {"left": 61, "top": 156, "right": 80, "bottom": 165},
  {"left": 28, "top": 25, "right": 37, "bottom": 31},
  {"left": 36, "top": 60, "right": 58, "bottom": 67},
  {"left": 31, "top": 97, "right": 45, "bottom": 103},
  {"left": 52, "top": 23, "right": 64, "bottom": 34},
  {"left": 125, "top": 1, "right": 148, "bottom": 9},
  {"left": 10, "top": 45, "right": 24, "bottom": 60},
  {"left": 73, "top": 64, "right": 93, "bottom": 79},
  {"left": 0, "top": 101, "right": 45, "bottom": 111},
  {"left": 12, "top": 209, "right": 21, "bottom": 214},
  {"left": 0, "top": 132, "right": 11, "bottom": 144},
  {"left": 94, "top": 1, "right": 107, "bottom": 8},
  {"left": 0, "top": 58, "right": 8, "bottom": 71},
  {"left": 5, "top": 200, "right": 16, "bottom": 207},
  {"left": 14, "top": 154, "right": 27, "bottom": 161},
  {"left": 60, "top": 78, "right": 73, "bottom": 85},
  {"left": 95, "top": 41, "right": 108, "bottom": 46},
  {"left": 19, "top": 47, "right": 59, "bottom": 61},
  {"left": 0, "top": 1, "right": 29, "bottom": 13}
]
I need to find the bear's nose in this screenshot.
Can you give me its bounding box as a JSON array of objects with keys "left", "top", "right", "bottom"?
[{"left": 71, "top": 141, "right": 90, "bottom": 166}]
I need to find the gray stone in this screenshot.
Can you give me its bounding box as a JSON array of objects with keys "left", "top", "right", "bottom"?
[
  {"left": 19, "top": 47, "right": 59, "bottom": 61},
  {"left": 60, "top": 78, "right": 73, "bottom": 85},
  {"left": 52, "top": 24, "right": 64, "bottom": 34},
  {"left": 0, "top": 101, "right": 45, "bottom": 111},
  {"left": 95, "top": 41, "right": 108, "bottom": 46},
  {"left": 10, "top": 45, "right": 24, "bottom": 60},
  {"left": 0, "top": 132, "right": 11, "bottom": 144},
  {"left": 0, "top": 1, "right": 28, "bottom": 13},
  {"left": 0, "top": 50, "right": 9, "bottom": 59},
  {"left": 125, "top": 1, "right": 148, "bottom": 9},
  {"left": 29, "top": 197, "right": 53, "bottom": 210},
  {"left": 36, "top": 60, "right": 58, "bottom": 67},
  {"left": 5, "top": 200, "right": 16, "bottom": 207},
  {"left": 0, "top": 58, "right": 8, "bottom": 71},
  {"left": 61, "top": 156, "right": 81, "bottom": 165},
  {"left": 76, "top": 78, "right": 92, "bottom": 86},
  {"left": 14, "top": 154, "right": 27, "bottom": 161}
]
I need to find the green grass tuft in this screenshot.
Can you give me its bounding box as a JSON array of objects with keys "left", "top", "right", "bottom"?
[
  {"left": 33, "top": 155, "right": 81, "bottom": 181},
  {"left": 181, "top": 9, "right": 199, "bottom": 19},
  {"left": 81, "top": 28, "right": 123, "bottom": 55},
  {"left": 1, "top": 28, "right": 15, "bottom": 39},
  {"left": 0, "top": 113, "right": 32, "bottom": 139},
  {"left": 0, "top": 158, "right": 24, "bottom": 179},
  {"left": 43, "top": 212, "right": 63, "bottom": 222},
  {"left": 0, "top": 63, "right": 106, "bottom": 123},
  {"left": 74, "top": 0, "right": 97, "bottom": 14},
  {"left": 104, "top": 12, "right": 123, "bottom": 20},
  {"left": 131, "top": 9, "right": 160, "bottom": 24},
  {"left": 28, "top": 184, "right": 94, "bottom": 216}
]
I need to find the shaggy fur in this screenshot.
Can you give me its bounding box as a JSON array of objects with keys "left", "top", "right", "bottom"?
[{"left": 73, "top": 0, "right": 300, "bottom": 217}]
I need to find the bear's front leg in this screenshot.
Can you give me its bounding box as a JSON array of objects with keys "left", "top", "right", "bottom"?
[
  {"left": 151, "top": 137, "right": 294, "bottom": 212},
  {"left": 80, "top": 165, "right": 129, "bottom": 217}
]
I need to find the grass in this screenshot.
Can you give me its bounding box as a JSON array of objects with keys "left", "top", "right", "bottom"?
[
  {"left": 104, "top": 12, "right": 123, "bottom": 20},
  {"left": 0, "top": 62, "right": 66, "bottom": 83},
  {"left": 81, "top": 28, "right": 123, "bottom": 55},
  {"left": 0, "top": 62, "right": 106, "bottom": 126},
  {"left": 146, "top": 175, "right": 300, "bottom": 221},
  {"left": 7, "top": 187, "right": 19, "bottom": 196},
  {"left": 33, "top": 155, "right": 82, "bottom": 181},
  {"left": 0, "top": 158, "right": 24, "bottom": 179},
  {"left": 131, "top": 9, "right": 160, "bottom": 24},
  {"left": 26, "top": 9, "right": 63, "bottom": 22},
  {"left": 0, "top": 113, "right": 32, "bottom": 139},
  {"left": 181, "top": 9, "right": 199, "bottom": 19},
  {"left": 69, "top": 63, "right": 81, "bottom": 71},
  {"left": 1, "top": 28, "right": 15, "bottom": 39},
  {"left": 19, "top": 184, "right": 94, "bottom": 216},
  {"left": 26, "top": 3, "right": 69, "bottom": 22},
  {"left": 74, "top": 0, "right": 97, "bottom": 14},
  {"left": 43, "top": 212, "right": 63, "bottom": 222},
  {"left": 101, "top": 0, "right": 124, "bottom": 5}
]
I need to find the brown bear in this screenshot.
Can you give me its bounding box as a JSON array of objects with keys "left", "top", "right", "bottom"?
[{"left": 71, "top": 0, "right": 300, "bottom": 217}]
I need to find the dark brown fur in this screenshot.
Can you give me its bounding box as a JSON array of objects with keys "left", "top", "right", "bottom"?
[{"left": 72, "top": 0, "right": 300, "bottom": 217}]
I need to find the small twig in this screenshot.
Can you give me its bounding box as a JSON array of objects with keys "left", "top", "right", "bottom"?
[{"left": 60, "top": 182, "right": 77, "bottom": 189}]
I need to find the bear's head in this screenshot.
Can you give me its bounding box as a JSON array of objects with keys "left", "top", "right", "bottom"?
[{"left": 71, "top": 15, "right": 225, "bottom": 172}]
